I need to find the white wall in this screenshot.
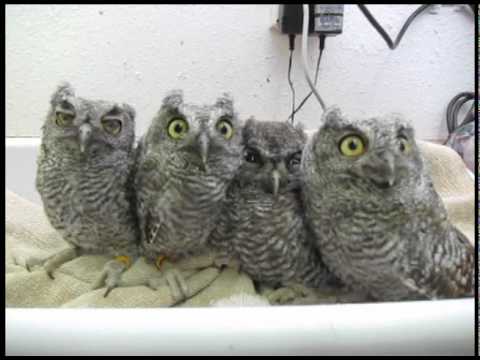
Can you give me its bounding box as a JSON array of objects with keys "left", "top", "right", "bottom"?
[{"left": 6, "top": 4, "right": 474, "bottom": 140}]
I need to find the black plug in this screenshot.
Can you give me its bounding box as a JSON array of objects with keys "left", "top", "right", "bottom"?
[{"left": 279, "top": 4, "right": 315, "bottom": 35}]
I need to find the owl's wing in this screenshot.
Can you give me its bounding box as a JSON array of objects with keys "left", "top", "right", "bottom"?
[
  {"left": 208, "top": 185, "right": 236, "bottom": 251},
  {"left": 35, "top": 143, "right": 49, "bottom": 192},
  {"left": 402, "top": 226, "right": 474, "bottom": 299},
  {"left": 135, "top": 138, "right": 170, "bottom": 245},
  {"left": 438, "top": 226, "right": 475, "bottom": 296}
]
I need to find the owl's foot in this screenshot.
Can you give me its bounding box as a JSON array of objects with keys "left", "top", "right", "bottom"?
[
  {"left": 91, "top": 256, "right": 131, "bottom": 297},
  {"left": 25, "top": 256, "right": 47, "bottom": 272},
  {"left": 265, "top": 283, "right": 315, "bottom": 305},
  {"left": 152, "top": 255, "right": 189, "bottom": 301},
  {"left": 25, "top": 248, "right": 78, "bottom": 279},
  {"left": 148, "top": 268, "right": 189, "bottom": 303}
]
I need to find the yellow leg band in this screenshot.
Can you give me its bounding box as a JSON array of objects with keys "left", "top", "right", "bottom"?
[
  {"left": 115, "top": 255, "right": 132, "bottom": 268},
  {"left": 155, "top": 255, "right": 167, "bottom": 270}
]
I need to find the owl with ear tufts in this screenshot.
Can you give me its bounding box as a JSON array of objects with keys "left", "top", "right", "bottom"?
[
  {"left": 35, "top": 82, "right": 140, "bottom": 297},
  {"left": 209, "top": 119, "right": 337, "bottom": 302},
  {"left": 135, "top": 90, "right": 243, "bottom": 300},
  {"left": 301, "top": 107, "right": 475, "bottom": 301}
]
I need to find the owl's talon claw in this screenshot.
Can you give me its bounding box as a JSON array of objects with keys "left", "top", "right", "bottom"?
[
  {"left": 92, "top": 258, "right": 130, "bottom": 297},
  {"left": 104, "top": 286, "right": 114, "bottom": 298}
]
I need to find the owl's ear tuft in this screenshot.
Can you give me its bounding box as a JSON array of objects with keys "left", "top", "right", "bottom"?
[
  {"left": 387, "top": 112, "right": 413, "bottom": 130},
  {"left": 215, "top": 93, "right": 234, "bottom": 112},
  {"left": 162, "top": 89, "right": 183, "bottom": 108},
  {"left": 243, "top": 116, "right": 256, "bottom": 130},
  {"left": 241, "top": 117, "right": 257, "bottom": 142},
  {"left": 244, "top": 117, "right": 256, "bottom": 127},
  {"left": 320, "top": 106, "right": 345, "bottom": 130},
  {"left": 51, "top": 82, "right": 75, "bottom": 106},
  {"left": 391, "top": 114, "right": 416, "bottom": 142},
  {"left": 122, "top": 103, "right": 136, "bottom": 121},
  {"left": 293, "top": 122, "right": 307, "bottom": 142}
]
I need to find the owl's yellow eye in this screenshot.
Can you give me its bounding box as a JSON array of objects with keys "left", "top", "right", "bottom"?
[
  {"left": 339, "top": 135, "right": 366, "bottom": 157},
  {"left": 102, "top": 118, "right": 122, "bottom": 135},
  {"left": 398, "top": 136, "right": 411, "bottom": 153},
  {"left": 167, "top": 118, "right": 189, "bottom": 140},
  {"left": 216, "top": 118, "right": 234, "bottom": 140},
  {"left": 55, "top": 112, "right": 75, "bottom": 127}
]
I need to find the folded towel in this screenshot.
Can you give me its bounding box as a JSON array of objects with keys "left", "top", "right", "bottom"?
[{"left": 5, "top": 141, "right": 474, "bottom": 307}]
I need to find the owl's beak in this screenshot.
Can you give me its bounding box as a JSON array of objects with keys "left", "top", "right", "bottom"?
[
  {"left": 79, "top": 123, "right": 92, "bottom": 153},
  {"left": 363, "top": 151, "right": 396, "bottom": 188},
  {"left": 271, "top": 169, "right": 280, "bottom": 197},
  {"left": 198, "top": 132, "right": 209, "bottom": 172}
]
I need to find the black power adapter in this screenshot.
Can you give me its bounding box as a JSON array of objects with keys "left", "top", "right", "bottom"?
[
  {"left": 278, "top": 4, "right": 344, "bottom": 36},
  {"left": 278, "top": 4, "right": 315, "bottom": 35}
]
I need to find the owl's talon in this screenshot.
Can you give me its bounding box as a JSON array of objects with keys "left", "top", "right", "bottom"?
[
  {"left": 104, "top": 286, "right": 115, "bottom": 298},
  {"left": 266, "top": 283, "right": 315, "bottom": 305},
  {"left": 148, "top": 268, "right": 189, "bottom": 302},
  {"left": 24, "top": 256, "right": 48, "bottom": 272},
  {"left": 92, "top": 258, "right": 130, "bottom": 297},
  {"left": 40, "top": 247, "right": 78, "bottom": 281}
]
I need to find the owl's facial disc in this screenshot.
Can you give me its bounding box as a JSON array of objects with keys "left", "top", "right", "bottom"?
[{"left": 243, "top": 146, "right": 301, "bottom": 195}]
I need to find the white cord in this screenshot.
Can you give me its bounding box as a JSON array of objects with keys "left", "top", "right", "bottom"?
[{"left": 301, "top": 4, "right": 326, "bottom": 111}]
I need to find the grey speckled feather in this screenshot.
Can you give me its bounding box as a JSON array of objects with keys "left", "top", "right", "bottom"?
[
  {"left": 301, "top": 107, "right": 474, "bottom": 301},
  {"left": 35, "top": 83, "right": 139, "bottom": 293},
  {"left": 209, "top": 119, "right": 335, "bottom": 289},
  {"left": 135, "top": 90, "right": 243, "bottom": 262}
]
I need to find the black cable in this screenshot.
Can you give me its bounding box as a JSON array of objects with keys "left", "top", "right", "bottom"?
[
  {"left": 287, "top": 34, "right": 296, "bottom": 125},
  {"left": 288, "top": 36, "right": 326, "bottom": 122},
  {"left": 358, "top": 4, "right": 431, "bottom": 50},
  {"left": 445, "top": 91, "right": 474, "bottom": 136},
  {"left": 461, "top": 102, "right": 475, "bottom": 127}
]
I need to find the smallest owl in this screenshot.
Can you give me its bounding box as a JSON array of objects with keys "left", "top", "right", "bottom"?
[
  {"left": 301, "top": 108, "right": 474, "bottom": 301},
  {"left": 209, "top": 119, "right": 335, "bottom": 292}
]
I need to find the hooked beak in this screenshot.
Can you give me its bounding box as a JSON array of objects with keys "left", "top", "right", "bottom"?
[
  {"left": 271, "top": 169, "right": 280, "bottom": 197},
  {"left": 79, "top": 123, "right": 92, "bottom": 153},
  {"left": 198, "top": 132, "right": 209, "bottom": 172},
  {"left": 363, "top": 151, "right": 396, "bottom": 189}
]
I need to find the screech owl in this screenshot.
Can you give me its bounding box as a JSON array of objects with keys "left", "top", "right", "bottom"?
[
  {"left": 209, "top": 118, "right": 336, "bottom": 297},
  {"left": 35, "top": 82, "right": 140, "bottom": 296},
  {"left": 135, "top": 90, "right": 243, "bottom": 300},
  {"left": 301, "top": 107, "right": 475, "bottom": 301}
]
